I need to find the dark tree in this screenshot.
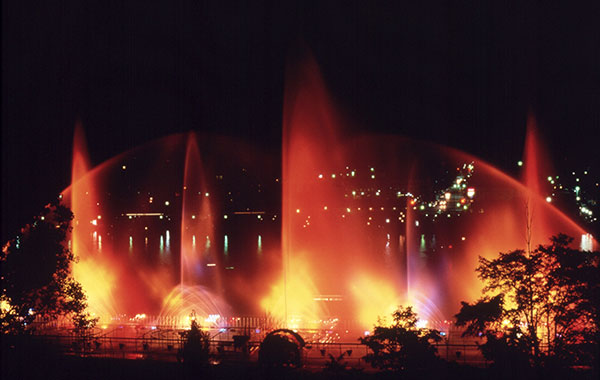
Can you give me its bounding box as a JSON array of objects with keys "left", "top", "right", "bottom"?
[
  {"left": 180, "top": 318, "right": 211, "bottom": 368},
  {"left": 259, "top": 329, "right": 305, "bottom": 369},
  {"left": 455, "top": 234, "right": 599, "bottom": 371},
  {"left": 1, "top": 200, "right": 95, "bottom": 333},
  {"left": 360, "top": 306, "right": 442, "bottom": 373}
]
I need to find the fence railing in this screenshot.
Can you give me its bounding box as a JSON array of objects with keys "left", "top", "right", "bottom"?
[{"left": 8, "top": 330, "right": 491, "bottom": 368}]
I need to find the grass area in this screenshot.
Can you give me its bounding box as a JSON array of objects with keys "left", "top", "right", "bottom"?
[
  {"left": 2, "top": 336, "right": 596, "bottom": 380},
  {"left": 3, "top": 354, "right": 597, "bottom": 380}
]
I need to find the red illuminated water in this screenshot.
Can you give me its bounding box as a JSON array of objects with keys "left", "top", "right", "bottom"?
[
  {"left": 68, "top": 123, "right": 118, "bottom": 317},
  {"left": 59, "top": 53, "right": 596, "bottom": 331},
  {"left": 180, "top": 133, "right": 221, "bottom": 290},
  {"left": 269, "top": 51, "right": 595, "bottom": 328}
]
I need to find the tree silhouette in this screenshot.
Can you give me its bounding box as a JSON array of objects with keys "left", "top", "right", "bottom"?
[
  {"left": 180, "top": 318, "right": 211, "bottom": 368},
  {"left": 455, "top": 234, "right": 599, "bottom": 370},
  {"left": 1, "top": 200, "right": 95, "bottom": 333},
  {"left": 360, "top": 306, "right": 442, "bottom": 373},
  {"left": 259, "top": 329, "right": 305, "bottom": 369}
]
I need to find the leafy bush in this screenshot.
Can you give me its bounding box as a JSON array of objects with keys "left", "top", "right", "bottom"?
[{"left": 360, "top": 306, "right": 442, "bottom": 372}]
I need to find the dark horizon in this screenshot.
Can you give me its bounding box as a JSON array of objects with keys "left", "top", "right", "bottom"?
[{"left": 3, "top": 1, "right": 599, "bottom": 240}]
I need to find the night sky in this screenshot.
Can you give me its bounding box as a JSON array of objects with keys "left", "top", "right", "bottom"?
[{"left": 3, "top": 1, "right": 599, "bottom": 240}]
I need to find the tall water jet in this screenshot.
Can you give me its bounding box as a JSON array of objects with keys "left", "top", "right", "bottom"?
[
  {"left": 180, "top": 133, "right": 221, "bottom": 290},
  {"left": 150, "top": 132, "right": 232, "bottom": 323},
  {"left": 275, "top": 50, "right": 350, "bottom": 326},
  {"left": 68, "top": 122, "right": 116, "bottom": 319},
  {"left": 518, "top": 112, "right": 576, "bottom": 252},
  {"left": 404, "top": 166, "right": 418, "bottom": 305},
  {"left": 276, "top": 51, "right": 409, "bottom": 328}
]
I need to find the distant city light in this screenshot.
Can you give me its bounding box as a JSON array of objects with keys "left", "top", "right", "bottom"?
[
  {"left": 258, "top": 235, "right": 262, "bottom": 253},
  {"left": 517, "top": 161, "right": 523, "bottom": 167},
  {"left": 122, "top": 165, "right": 127, "bottom": 170},
  {"left": 581, "top": 234, "right": 594, "bottom": 251},
  {"left": 165, "top": 201, "right": 170, "bottom": 206},
  {"left": 546, "top": 197, "right": 552, "bottom": 203}
]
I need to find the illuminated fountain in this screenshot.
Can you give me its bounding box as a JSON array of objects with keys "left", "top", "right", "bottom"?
[
  {"left": 63, "top": 132, "right": 279, "bottom": 326},
  {"left": 59, "top": 52, "right": 595, "bottom": 333},
  {"left": 68, "top": 123, "right": 118, "bottom": 318},
  {"left": 263, "top": 51, "right": 596, "bottom": 329},
  {"left": 158, "top": 133, "right": 230, "bottom": 325}
]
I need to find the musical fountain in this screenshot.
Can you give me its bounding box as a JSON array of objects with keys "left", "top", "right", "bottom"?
[{"left": 60, "top": 52, "right": 595, "bottom": 334}]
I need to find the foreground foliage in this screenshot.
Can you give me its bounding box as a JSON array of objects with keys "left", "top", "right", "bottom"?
[
  {"left": 180, "top": 318, "right": 211, "bottom": 368},
  {"left": 259, "top": 329, "right": 306, "bottom": 368},
  {"left": 456, "top": 234, "right": 599, "bottom": 370},
  {"left": 360, "top": 306, "right": 442, "bottom": 372},
  {"left": 1, "top": 200, "right": 96, "bottom": 333}
]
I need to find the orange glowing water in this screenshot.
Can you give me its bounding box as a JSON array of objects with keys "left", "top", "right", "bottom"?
[
  {"left": 68, "top": 123, "right": 117, "bottom": 319},
  {"left": 270, "top": 51, "right": 595, "bottom": 329},
  {"left": 180, "top": 133, "right": 221, "bottom": 290},
  {"left": 59, "top": 55, "right": 595, "bottom": 330}
]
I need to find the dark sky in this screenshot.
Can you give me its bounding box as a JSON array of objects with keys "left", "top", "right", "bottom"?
[{"left": 3, "top": 1, "right": 599, "bottom": 240}]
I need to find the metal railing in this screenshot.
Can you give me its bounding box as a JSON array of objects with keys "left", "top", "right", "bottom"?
[{"left": 7, "top": 331, "right": 490, "bottom": 369}]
